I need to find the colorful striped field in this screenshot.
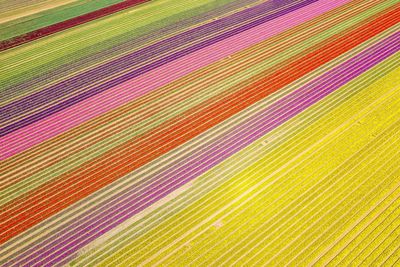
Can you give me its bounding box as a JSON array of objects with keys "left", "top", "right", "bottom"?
[{"left": 0, "top": 0, "right": 399, "bottom": 266}]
